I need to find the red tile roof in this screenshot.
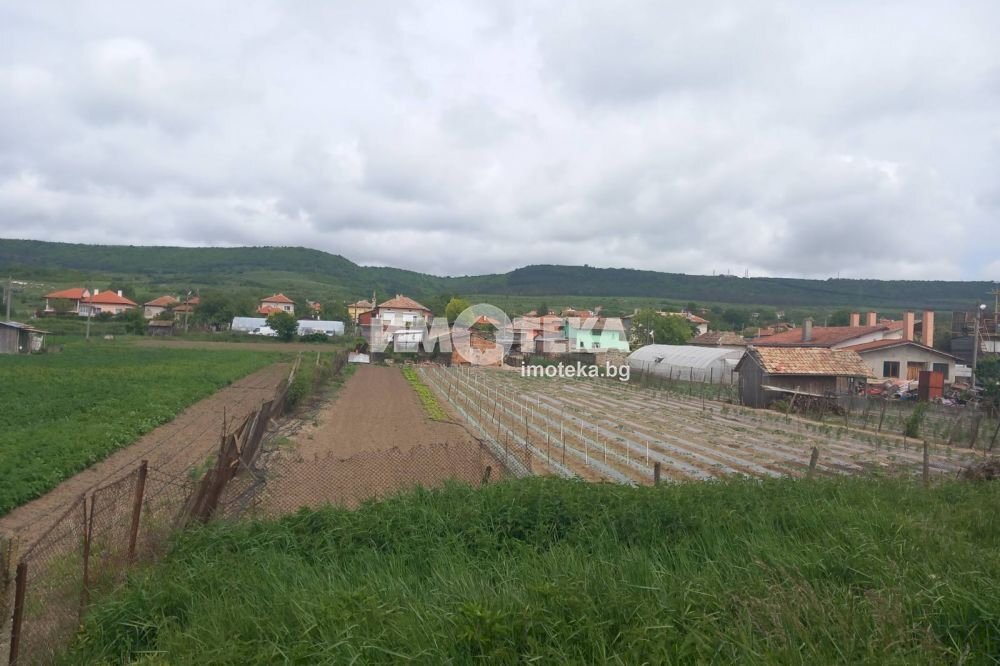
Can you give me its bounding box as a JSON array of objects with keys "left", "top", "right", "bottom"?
[
  {"left": 257, "top": 305, "right": 285, "bottom": 315},
  {"left": 350, "top": 299, "right": 374, "bottom": 308},
  {"left": 378, "top": 295, "right": 430, "bottom": 312},
  {"left": 45, "top": 287, "right": 89, "bottom": 300},
  {"left": 754, "top": 325, "right": 892, "bottom": 347},
  {"left": 741, "top": 346, "right": 874, "bottom": 377},
  {"left": 144, "top": 295, "right": 179, "bottom": 307},
  {"left": 689, "top": 331, "right": 747, "bottom": 347},
  {"left": 83, "top": 292, "right": 137, "bottom": 306},
  {"left": 842, "top": 339, "right": 964, "bottom": 361},
  {"left": 261, "top": 293, "right": 294, "bottom": 304}
]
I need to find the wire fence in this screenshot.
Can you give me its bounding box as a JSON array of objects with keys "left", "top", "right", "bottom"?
[{"left": 0, "top": 351, "right": 346, "bottom": 665}]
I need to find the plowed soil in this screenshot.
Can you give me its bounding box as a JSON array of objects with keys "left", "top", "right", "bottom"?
[
  {"left": 261, "top": 365, "right": 491, "bottom": 513},
  {"left": 0, "top": 363, "right": 290, "bottom": 545}
]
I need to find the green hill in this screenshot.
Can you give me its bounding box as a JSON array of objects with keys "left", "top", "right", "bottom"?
[{"left": 0, "top": 238, "right": 992, "bottom": 310}]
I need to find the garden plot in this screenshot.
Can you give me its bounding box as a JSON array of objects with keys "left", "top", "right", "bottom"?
[{"left": 419, "top": 366, "right": 981, "bottom": 484}]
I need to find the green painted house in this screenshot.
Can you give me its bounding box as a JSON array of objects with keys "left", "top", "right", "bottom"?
[{"left": 564, "top": 317, "right": 630, "bottom": 352}]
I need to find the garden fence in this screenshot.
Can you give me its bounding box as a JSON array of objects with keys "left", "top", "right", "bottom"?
[{"left": 0, "top": 351, "right": 346, "bottom": 665}]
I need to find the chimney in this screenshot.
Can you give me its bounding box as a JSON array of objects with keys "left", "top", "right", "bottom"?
[
  {"left": 117, "top": 289, "right": 123, "bottom": 297},
  {"left": 849, "top": 312, "right": 860, "bottom": 327},
  {"left": 922, "top": 310, "right": 935, "bottom": 348},
  {"left": 94, "top": 288, "right": 100, "bottom": 295},
  {"left": 866, "top": 311, "right": 877, "bottom": 326},
  {"left": 802, "top": 317, "right": 814, "bottom": 342},
  {"left": 903, "top": 311, "right": 915, "bottom": 341}
]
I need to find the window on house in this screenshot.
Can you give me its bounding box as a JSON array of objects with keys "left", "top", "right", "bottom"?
[
  {"left": 932, "top": 362, "right": 949, "bottom": 380},
  {"left": 883, "top": 361, "right": 900, "bottom": 378},
  {"left": 579, "top": 341, "right": 585, "bottom": 348},
  {"left": 592, "top": 342, "right": 600, "bottom": 349}
]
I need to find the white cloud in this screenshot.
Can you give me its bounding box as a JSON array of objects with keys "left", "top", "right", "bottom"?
[{"left": 0, "top": 0, "right": 998, "bottom": 280}]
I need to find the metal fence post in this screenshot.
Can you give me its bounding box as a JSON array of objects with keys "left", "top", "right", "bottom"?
[
  {"left": 127, "top": 461, "right": 149, "bottom": 563},
  {"left": 8, "top": 561, "right": 27, "bottom": 666}
]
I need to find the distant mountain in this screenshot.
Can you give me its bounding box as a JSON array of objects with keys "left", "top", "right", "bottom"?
[{"left": 0, "top": 238, "right": 992, "bottom": 309}]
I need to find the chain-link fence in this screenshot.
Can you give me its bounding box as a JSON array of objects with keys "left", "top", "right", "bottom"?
[
  {"left": 246, "top": 440, "right": 521, "bottom": 517},
  {"left": 0, "top": 351, "right": 334, "bottom": 665}
]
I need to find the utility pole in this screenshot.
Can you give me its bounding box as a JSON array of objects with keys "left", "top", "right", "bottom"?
[
  {"left": 85, "top": 285, "right": 92, "bottom": 340},
  {"left": 972, "top": 303, "right": 986, "bottom": 388},
  {"left": 4, "top": 276, "right": 11, "bottom": 321}
]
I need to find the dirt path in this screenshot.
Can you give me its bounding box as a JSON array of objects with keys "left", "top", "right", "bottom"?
[
  {"left": 260, "top": 365, "right": 491, "bottom": 514},
  {"left": 0, "top": 363, "right": 290, "bottom": 545}
]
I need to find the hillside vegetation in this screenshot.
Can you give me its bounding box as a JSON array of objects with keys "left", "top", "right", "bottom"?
[
  {"left": 1, "top": 238, "right": 992, "bottom": 309},
  {"left": 66, "top": 476, "right": 1000, "bottom": 664}
]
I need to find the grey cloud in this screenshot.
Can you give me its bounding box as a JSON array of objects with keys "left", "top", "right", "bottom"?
[{"left": 0, "top": 0, "right": 997, "bottom": 281}]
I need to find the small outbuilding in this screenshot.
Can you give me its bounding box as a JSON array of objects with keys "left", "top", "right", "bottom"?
[
  {"left": 147, "top": 320, "right": 175, "bottom": 336},
  {"left": 735, "top": 346, "right": 874, "bottom": 408},
  {"left": 628, "top": 344, "right": 744, "bottom": 384},
  {"left": 0, "top": 321, "right": 49, "bottom": 354}
]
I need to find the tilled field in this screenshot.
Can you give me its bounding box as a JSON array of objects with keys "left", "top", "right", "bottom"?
[{"left": 420, "top": 366, "right": 982, "bottom": 484}]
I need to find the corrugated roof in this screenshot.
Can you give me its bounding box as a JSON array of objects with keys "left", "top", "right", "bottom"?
[
  {"left": 629, "top": 344, "right": 745, "bottom": 370},
  {"left": 0, "top": 321, "right": 49, "bottom": 334},
  {"left": 741, "top": 346, "right": 874, "bottom": 377},
  {"left": 754, "top": 325, "right": 892, "bottom": 347}
]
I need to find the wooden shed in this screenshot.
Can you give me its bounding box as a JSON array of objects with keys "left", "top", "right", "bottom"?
[
  {"left": 0, "top": 321, "right": 49, "bottom": 354},
  {"left": 736, "top": 346, "right": 874, "bottom": 408}
]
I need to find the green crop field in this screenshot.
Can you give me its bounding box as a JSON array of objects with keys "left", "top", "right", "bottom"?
[
  {"left": 0, "top": 342, "right": 282, "bottom": 515},
  {"left": 66, "top": 476, "right": 1000, "bottom": 664}
]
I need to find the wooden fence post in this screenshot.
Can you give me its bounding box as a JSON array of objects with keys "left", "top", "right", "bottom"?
[
  {"left": 8, "top": 561, "right": 27, "bottom": 666},
  {"left": 653, "top": 461, "right": 662, "bottom": 486},
  {"left": 80, "top": 495, "right": 92, "bottom": 621},
  {"left": 480, "top": 465, "right": 492, "bottom": 486},
  {"left": 807, "top": 447, "right": 820, "bottom": 478},
  {"left": 990, "top": 417, "right": 1000, "bottom": 452},
  {"left": 923, "top": 440, "right": 930, "bottom": 487},
  {"left": 127, "top": 461, "right": 149, "bottom": 563}
]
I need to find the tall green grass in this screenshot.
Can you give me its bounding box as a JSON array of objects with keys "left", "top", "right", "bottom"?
[{"left": 66, "top": 477, "right": 1000, "bottom": 664}]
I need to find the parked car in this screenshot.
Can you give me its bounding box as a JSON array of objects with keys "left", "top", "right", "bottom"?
[{"left": 250, "top": 326, "right": 277, "bottom": 337}]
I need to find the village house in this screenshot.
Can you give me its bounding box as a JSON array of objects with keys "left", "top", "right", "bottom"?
[
  {"left": 753, "top": 312, "right": 903, "bottom": 348},
  {"left": 361, "top": 294, "right": 432, "bottom": 350},
  {"left": 258, "top": 293, "right": 295, "bottom": 315},
  {"left": 660, "top": 311, "right": 710, "bottom": 335},
  {"left": 347, "top": 299, "right": 374, "bottom": 323},
  {"left": 79, "top": 290, "right": 138, "bottom": 317},
  {"left": 736, "top": 346, "right": 874, "bottom": 408},
  {"left": 564, "top": 317, "right": 631, "bottom": 352},
  {"left": 143, "top": 295, "right": 179, "bottom": 319},
  {"left": 0, "top": 321, "right": 48, "bottom": 354},
  {"left": 43, "top": 287, "right": 90, "bottom": 314}
]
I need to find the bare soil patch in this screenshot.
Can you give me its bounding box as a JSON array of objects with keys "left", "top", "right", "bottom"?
[
  {"left": 0, "top": 364, "right": 289, "bottom": 545},
  {"left": 260, "top": 365, "right": 494, "bottom": 513},
  {"left": 294, "top": 365, "right": 475, "bottom": 458}
]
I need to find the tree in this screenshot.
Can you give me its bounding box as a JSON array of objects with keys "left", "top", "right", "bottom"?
[
  {"left": 445, "top": 297, "right": 471, "bottom": 324},
  {"left": 721, "top": 307, "right": 752, "bottom": 331},
  {"left": 195, "top": 291, "right": 255, "bottom": 328},
  {"left": 977, "top": 357, "right": 1000, "bottom": 407},
  {"left": 48, "top": 298, "right": 75, "bottom": 314},
  {"left": 117, "top": 307, "right": 146, "bottom": 335},
  {"left": 630, "top": 309, "right": 693, "bottom": 346},
  {"left": 322, "top": 301, "right": 349, "bottom": 322},
  {"left": 266, "top": 311, "right": 298, "bottom": 341},
  {"left": 537, "top": 303, "right": 549, "bottom": 316},
  {"left": 828, "top": 309, "right": 851, "bottom": 327}
]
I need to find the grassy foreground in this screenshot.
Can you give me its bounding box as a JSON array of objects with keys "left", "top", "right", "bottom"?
[
  {"left": 65, "top": 476, "right": 1000, "bottom": 664},
  {"left": 0, "top": 342, "right": 281, "bottom": 515}
]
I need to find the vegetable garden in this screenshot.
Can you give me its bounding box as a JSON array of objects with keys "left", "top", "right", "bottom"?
[{"left": 0, "top": 342, "right": 281, "bottom": 515}]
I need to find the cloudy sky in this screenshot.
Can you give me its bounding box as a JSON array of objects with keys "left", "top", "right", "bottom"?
[{"left": 1, "top": 1, "right": 998, "bottom": 280}]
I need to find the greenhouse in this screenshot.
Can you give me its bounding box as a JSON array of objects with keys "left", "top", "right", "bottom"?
[{"left": 628, "top": 344, "right": 745, "bottom": 384}]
